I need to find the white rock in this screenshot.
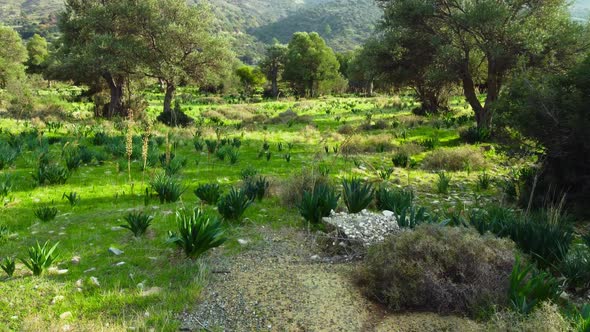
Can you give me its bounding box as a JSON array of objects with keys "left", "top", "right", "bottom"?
[
  {"left": 71, "top": 256, "right": 80, "bottom": 264},
  {"left": 114, "top": 261, "right": 125, "bottom": 266},
  {"left": 382, "top": 210, "right": 394, "bottom": 217},
  {"left": 237, "top": 239, "right": 249, "bottom": 246},
  {"left": 90, "top": 276, "right": 100, "bottom": 287},
  {"left": 59, "top": 312, "right": 72, "bottom": 320},
  {"left": 57, "top": 269, "right": 68, "bottom": 275},
  {"left": 108, "top": 247, "right": 124, "bottom": 255}
]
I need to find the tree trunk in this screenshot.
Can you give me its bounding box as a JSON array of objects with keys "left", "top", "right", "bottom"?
[
  {"left": 102, "top": 72, "right": 125, "bottom": 118},
  {"left": 366, "top": 80, "right": 374, "bottom": 97},
  {"left": 163, "top": 82, "right": 177, "bottom": 126},
  {"left": 460, "top": 62, "right": 488, "bottom": 130}
]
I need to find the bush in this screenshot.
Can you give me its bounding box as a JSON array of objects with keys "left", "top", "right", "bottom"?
[
  {"left": 33, "top": 163, "right": 69, "bottom": 185},
  {"left": 469, "top": 207, "right": 573, "bottom": 267},
  {"left": 422, "top": 146, "right": 486, "bottom": 171},
  {"left": 355, "top": 224, "right": 516, "bottom": 316},
  {"left": 375, "top": 187, "right": 414, "bottom": 215},
  {"left": 243, "top": 176, "right": 270, "bottom": 201},
  {"left": 436, "top": 171, "right": 452, "bottom": 194},
  {"left": 150, "top": 173, "right": 185, "bottom": 203},
  {"left": 120, "top": 212, "right": 153, "bottom": 237},
  {"left": 0, "top": 257, "right": 15, "bottom": 277},
  {"left": 560, "top": 244, "right": 590, "bottom": 290},
  {"left": 217, "top": 188, "right": 252, "bottom": 221},
  {"left": 497, "top": 57, "right": 590, "bottom": 216},
  {"left": 460, "top": 125, "right": 491, "bottom": 143},
  {"left": 0, "top": 143, "right": 17, "bottom": 170},
  {"left": 168, "top": 208, "right": 226, "bottom": 258},
  {"left": 391, "top": 151, "right": 410, "bottom": 168},
  {"left": 508, "top": 257, "right": 561, "bottom": 314},
  {"left": 298, "top": 183, "right": 340, "bottom": 225},
  {"left": 34, "top": 205, "right": 58, "bottom": 222},
  {"left": 342, "top": 177, "right": 374, "bottom": 213},
  {"left": 20, "top": 241, "right": 60, "bottom": 276},
  {"left": 397, "top": 206, "right": 438, "bottom": 228},
  {"left": 279, "top": 168, "right": 330, "bottom": 208},
  {"left": 194, "top": 183, "right": 222, "bottom": 205},
  {"left": 486, "top": 302, "right": 572, "bottom": 331},
  {"left": 0, "top": 174, "right": 13, "bottom": 198}
]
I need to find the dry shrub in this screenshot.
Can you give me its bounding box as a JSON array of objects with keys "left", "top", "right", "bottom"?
[
  {"left": 341, "top": 134, "right": 395, "bottom": 155},
  {"left": 338, "top": 124, "right": 356, "bottom": 135},
  {"left": 355, "top": 224, "right": 516, "bottom": 316},
  {"left": 217, "top": 106, "right": 256, "bottom": 121},
  {"left": 279, "top": 168, "right": 330, "bottom": 208},
  {"left": 267, "top": 109, "right": 313, "bottom": 125},
  {"left": 397, "top": 114, "right": 425, "bottom": 128},
  {"left": 486, "top": 302, "right": 571, "bottom": 332},
  {"left": 422, "top": 146, "right": 486, "bottom": 171},
  {"left": 201, "top": 110, "right": 226, "bottom": 123},
  {"left": 397, "top": 142, "right": 424, "bottom": 156}
]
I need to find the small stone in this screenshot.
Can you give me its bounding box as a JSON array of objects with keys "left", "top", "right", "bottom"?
[
  {"left": 108, "top": 247, "right": 124, "bottom": 255},
  {"left": 71, "top": 256, "right": 80, "bottom": 264},
  {"left": 59, "top": 312, "right": 72, "bottom": 320},
  {"left": 57, "top": 269, "right": 68, "bottom": 275},
  {"left": 141, "top": 287, "right": 162, "bottom": 297},
  {"left": 382, "top": 210, "right": 394, "bottom": 217},
  {"left": 114, "top": 261, "right": 126, "bottom": 266},
  {"left": 90, "top": 276, "right": 100, "bottom": 287},
  {"left": 237, "top": 239, "right": 249, "bottom": 246},
  {"left": 310, "top": 255, "right": 320, "bottom": 261},
  {"left": 75, "top": 279, "right": 83, "bottom": 287}
]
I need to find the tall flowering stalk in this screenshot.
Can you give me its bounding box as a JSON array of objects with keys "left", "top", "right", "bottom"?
[
  {"left": 125, "top": 110, "right": 134, "bottom": 186},
  {"left": 141, "top": 122, "right": 151, "bottom": 189}
]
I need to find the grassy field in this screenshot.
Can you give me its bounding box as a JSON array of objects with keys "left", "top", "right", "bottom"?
[{"left": 0, "top": 90, "right": 524, "bottom": 330}]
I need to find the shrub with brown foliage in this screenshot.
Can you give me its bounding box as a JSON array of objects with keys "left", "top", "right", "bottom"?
[
  {"left": 422, "top": 146, "right": 486, "bottom": 171},
  {"left": 355, "top": 224, "right": 516, "bottom": 316},
  {"left": 279, "top": 168, "right": 330, "bottom": 208}
]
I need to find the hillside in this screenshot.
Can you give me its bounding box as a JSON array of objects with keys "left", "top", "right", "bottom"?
[{"left": 0, "top": 0, "right": 381, "bottom": 62}]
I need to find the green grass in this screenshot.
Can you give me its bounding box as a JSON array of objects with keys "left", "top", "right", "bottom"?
[{"left": 0, "top": 90, "right": 525, "bottom": 330}]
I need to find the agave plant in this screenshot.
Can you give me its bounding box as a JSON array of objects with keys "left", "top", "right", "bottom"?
[
  {"left": 298, "top": 183, "right": 340, "bottom": 224},
  {"left": 20, "top": 241, "right": 60, "bottom": 276},
  {"left": 120, "top": 211, "right": 153, "bottom": 237},
  {"left": 375, "top": 187, "right": 414, "bottom": 215},
  {"left": 62, "top": 192, "right": 80, "bottom": 206},
  {"left": 168, "top": 208, "right": 226, "bottom": 258},
  {"left": 150, "top": 173, "right": 185, "bottom": 203},
  {"left": 242, "top": 176, "right": 270, "bottom": 201},
  {"left": 509, "top": 256, "right": 561, "bottom": 314},
  {"left": 0, "top": 257, "right": 15, "bottom": 277},
  {"left": 436, "top": 171, "right": 452, "bottom": 194},
  {"left": 34, "top": 205, "right": 58, "bottom": 222},
  {"left": 397, "top": 206, "right": 435, "bottom": 229},
  {"left": 217, "top": 188, "right": 252, "bottom": 221},
  {"left": 194, "top": 183, "right": 222, "bottom": 205},
  {"left": 342, "top": 177, "right": 374, "bottom": 213}
]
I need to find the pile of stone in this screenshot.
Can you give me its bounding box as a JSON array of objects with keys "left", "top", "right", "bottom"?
[{"left": 322, "top": 210, "right": 400, "bottom": 247}]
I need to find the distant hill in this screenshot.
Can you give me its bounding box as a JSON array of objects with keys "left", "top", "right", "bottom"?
[{"left": 1, "top": 0, "right": 588, "bottom": 62}]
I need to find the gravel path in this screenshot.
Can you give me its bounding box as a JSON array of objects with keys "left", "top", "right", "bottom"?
[{"left": 179, "top": 226, "right": 480, "bottom": 332}]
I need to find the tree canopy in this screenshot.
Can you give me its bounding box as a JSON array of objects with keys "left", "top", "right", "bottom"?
[
  {"left": 283, "top": 32, "right": 340, "bottom": 97},
  {"left": 376, "top": 0, "right": 589, "bottom": 129}
]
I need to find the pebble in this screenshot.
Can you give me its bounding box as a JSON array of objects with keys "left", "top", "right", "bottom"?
[
  {"left": 59, "top": 312, "right": 72, "bottom": 320},
  {"left": 71, "top": 256, "right": 81, "bottom": 264},
  {"left": 114, "top": 261, "right": 126, "bottom": 266},
  {"left": 108, "top": 247, "right": 124, "bottom": 255},
  {"left": 237, "top": 239, "right": 249, "bottom": 246}
]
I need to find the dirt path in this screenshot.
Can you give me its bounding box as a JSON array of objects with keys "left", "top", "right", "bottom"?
[{"left": 180, "top": 226, "right": 481, "bottom": 331}]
